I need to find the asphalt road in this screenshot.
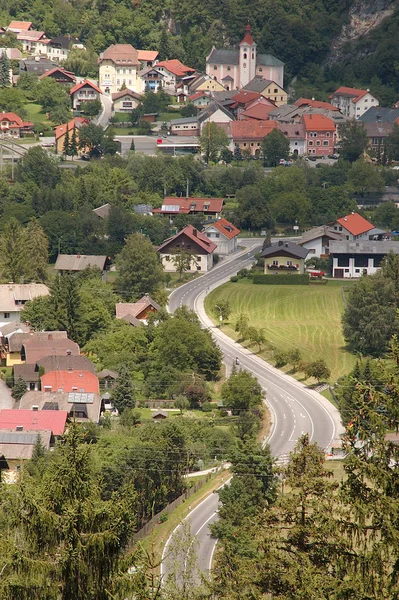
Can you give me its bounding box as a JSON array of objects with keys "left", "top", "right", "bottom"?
[{"left": 161, "top": 239, "right": 342, "bottom": 587}]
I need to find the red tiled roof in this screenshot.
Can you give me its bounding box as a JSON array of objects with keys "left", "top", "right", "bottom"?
[
  {"left": 158, "top": 225, "right": 217, "bottom": 255},
  {"left": 153, "top": 197, "right": 224, "bottom": 214},
  {"left": 302, "top": 114, "right": 336, "bottom": 132},
  {"left": 295, "top": 97, "right": 338, "bottom": 111},
  {"left": 111, "top": 89, "right": 142, "bottom": 101},
  {"left": 23, "top": 338, "right": 80, "bottom": 365},
  {"left": 242, "top": 103, "right": 275, "bottom": 121},
  {"left": 155, "top": 59, "right": 195, "bottom": 77},
  {"left": 189, "top": 91, "right": 210, "bottom": 101},
  {"left": 0, "top": 112, "right": 33, "bottom": 129},
  {"left": 137, "top": 50, "right": 158, "bottom": 62},
  {"left": 54, "top": 117, "right": 88, "bottom": 140},
  {"left": 39, "top": 67, "right": 76, "bottom": 81},
  {"left": 330, "top": 87, "right": 370, "bottom": 104},
  {"left": 17, "top": 30, "right": 46, "bottom": 41},
  {"left": 100, "top": 44, "right": 139, "bottom": 66},
  {"left": 41, "top": 370, "right": 100, "bottom": 394},
  {"left": 8, "top": 21, "right": 32, "bottom": 31},
  {"left": 231, "top": 90, "right": 261, "bottom": 106},
  {"left": 70, "top": 79, "right": 102, "bottom": 96},
  {"left": 116, "top": 295, "right": 161, "bottom": 320},
  {"left": 0, "top": 409, "right": 67, "bottom": 436},
  {"left": 231, "top": 119, "right": 277, "bottom": 140},
  {"left": 240, "top": 24, "right": 255, "bottom": 46},
  {"left": 336, "top": 213, "right": 374, "bottom": 236},
  {"left": 205, "top": 218, "right": 240, "bottom": 240}
]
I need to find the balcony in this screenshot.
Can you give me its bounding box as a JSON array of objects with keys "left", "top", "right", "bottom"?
[{"left": 266, "top": 264, "right": 299, "bottom": 272}]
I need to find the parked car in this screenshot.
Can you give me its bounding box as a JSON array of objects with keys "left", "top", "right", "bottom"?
[
  {"left": 308, "top": 156, "right": 317, "bottom": 161},
  {"left": 328, "top": 154, "right": 339, "bottom": 159},
  {"left": 279, "top": 158, "right": 286, "bottom": 165}
]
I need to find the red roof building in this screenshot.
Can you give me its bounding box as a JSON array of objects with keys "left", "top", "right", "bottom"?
[
  {"left": 158, "top": 225, "right": 217, "bottom": 273},
  {"left": 231, "top": 119, "right": 277, "bottom": 156},
  {"left": 70, "top": 80, "right": 102, "bottom": 111},
  {"left": 0, "top": 112, "right": 33, "bottom": 137},
  {"left": 7, "top": 21, "right": 32, "bottom": 32},
  {"left": 0, "top": 409, "right": 68, "bottom": 436},
  {"left": 41, "top": 370, "right": 100, "bottom": 394},
  {"left": 155, "top": 59, "right": 195, "bottom": 78},
  {"left": 116, "top": 295, "right": 161, "bottom": 323},
  {"left": 152, "top": 197, "right": 223, "bottom": 220},
  {"left": 302, "top": 114, "right": 336, "bottom": 157},
  {"left": 329, "top": 86, "right": 379, "bottom": 119},
  {"left": 240, "top": 23, "right": 255, "bottom": 46},
  {"left": 203, "top": 218, "right": 240, "bottom": 255},
  {"left": 333, "top": 213, "right": 375, "bottom": 240},
  {"left": 39, "top": 67, "right": 76, "bottom": 85},
  {"left": 295, "top": 97, "right": 338, "bottom": 111}
]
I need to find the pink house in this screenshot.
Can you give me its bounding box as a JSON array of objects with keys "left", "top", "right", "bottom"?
[
  {"left": 206, "top": 24, "right": 284, "bottom": 91},
  {"left": 302, "top": 114, "right": 336, "bottom": 157}
]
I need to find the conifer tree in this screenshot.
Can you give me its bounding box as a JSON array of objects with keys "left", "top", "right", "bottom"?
[
  {"left": 23, "top": 219, "right": 49, "bottom": 282},
  {"left": 0, "top": 52, "right": 10, "bottom": 87},
  {"left": 63, "top": 126, "right": 70, "bottom": 157},
  {"left": 0, "top": 218, "right": 25, "bottom": 281},
  {"left": 69, "top": 126, "right": 78, "bottom": 159},
  {"left": 11, "top": 376, "right": 27, "bottom": 400},
  {"left": 112, "top": 365, "right": 135, "bottom": 413}
]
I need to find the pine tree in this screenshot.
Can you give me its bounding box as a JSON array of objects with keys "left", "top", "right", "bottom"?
[
  {"left": 63, "top": 126, "right": 70, "bottom": 157},
  {"left": 130, "top": 138, "right": 135, "bottom": 152},
  {"left": 23, "top": 219, "right": 49, "bottom": 282},
  {"left": 0, "top": 52, "right": 10, "bottom": 87},
  {"left": 112, "top": 365, "right": 135, "bottom": 413},
  {"left": 11, "top": 376, "right": 27, "bottom": 400},
  {"left": 69, "top": 126, "right": 78, "bottom": 160},
  {"left": 0, "top": 218, "right": 25, "bottom": 282}
]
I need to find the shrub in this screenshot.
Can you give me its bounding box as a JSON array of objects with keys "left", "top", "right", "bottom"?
[
  {"left": 202, "top": 402, "right": 214, "bottom": 412},
  {"left": 230, "top": 275, "right": 238, "bottom": 282},
  {"left": 237, "top": 268, "right": 250, "bottom": 279},
  {"left": 159, "top": 512, "right": 168, "bottom": 523},
  {"left": 274, "top": 351, "right": 288, "bottom": 368}
]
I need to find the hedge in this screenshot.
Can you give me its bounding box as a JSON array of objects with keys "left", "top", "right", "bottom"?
[{"left": 253, "top": 274, "right": 310, "bottom": 285}]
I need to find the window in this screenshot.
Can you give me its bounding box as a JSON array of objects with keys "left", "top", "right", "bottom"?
[
  {"left": 323, "top": 140, "right": 329, "bottom": 146},
  {"left": 116, "top": 79, "right": 120, "bottom": 85},
  {"left": 227, "top": 66, "right": 231, "bottom": 71},
  {"left": 274, "top": 88, "right": 278, "bottom": 93},
  {"left": 196, "top": 256, "right": 201, "bottom": 261},
  {"left": 316, "top": 140, "right": 321, "bottom": 146},
  {"left": 243, "top": 143, "right": 247, "bottom": 147},
  {"left": 259, "top": 67, "right": 263, "bottom": 73},
  {"left": 272, "top": 260, "right": 279, "bottom": 266},
  {"left": 122, "top": 101, "right": 133, "bottom": 108},
  {"left": 213, "top": 65, "right": 217, "bottom": 70},
  {"left": 197, "top": 266, "right": 201, "bottom": 271},
  {"left": 215, "top": 233, "right": 220, "bottom": 238},
  {"left": 308, "top": 141, "right": 313, "bottom": 146},
  {"left": 364, "top": 98, "right": 368, "bottom": 102},
  {"left": 165, "top": 256, "right": 170, "bottom": 261},
  {"left": 3, "top": 312, "right": 9, "bottom": 318},
  {"left": 345, "top": 268, "right": 350, "bottom": 273},
  {"left": 243, "top": 53, "right": 247, "bottom": 59},
  {"left": 287, "top": 260, "right": 293, "bottom": 266}
]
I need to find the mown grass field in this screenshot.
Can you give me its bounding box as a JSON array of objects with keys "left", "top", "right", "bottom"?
[
  {"left": 205, "top": 279, "right": 357, "bottom": 382},
  {"left": 23, "top": 102, "right": 50, "bottom": 127}
]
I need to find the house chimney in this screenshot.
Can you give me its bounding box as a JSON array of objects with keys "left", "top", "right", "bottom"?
[
  {"left": 278, "top": 240, "right": 284, "bottom": 246},
  {"left": 66, "top": 349, "right": 72, "bottom": 356},
  {"left": 16, "top": 425, "right": 23, "bottom": 431},
  {"left": 48, "top": 333, "right": 52, "bottom": 340},
  {"left": 32, "top": 405, "right": 39, "bottom": 411},
  {"left": 193, "top": 228, "right": 197, "bottom": 237}
]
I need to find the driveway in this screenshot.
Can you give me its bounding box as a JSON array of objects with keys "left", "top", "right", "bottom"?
[
  {"left": 95, "top": 94, "right": 113, "bottom": 129},
  {"left": 0, "top": 377, "right": 14, "bottom": 410}
]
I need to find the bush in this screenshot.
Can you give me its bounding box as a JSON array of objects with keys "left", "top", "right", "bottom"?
[
  {"left": 253, "top": 274, "right": 309, "bottom": 285},
  {"left": 237, "top": 268, "right": 250, "bottom": 279},
  {"left": 274, "top": 351, "right": 288, "bottom": 368},
  {"left": 202, "top": 402, "right": 214, "bottom": 412},
  {"left": 159, "top": 512, "right": 168, "bottom": 523},
  {"left": 230, "top": 275, "right": 238, "bottom": 282}
]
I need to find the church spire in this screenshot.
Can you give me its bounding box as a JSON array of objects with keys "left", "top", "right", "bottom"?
[{"left": 239, "top": 23, "right": 255, "bottom": 46}]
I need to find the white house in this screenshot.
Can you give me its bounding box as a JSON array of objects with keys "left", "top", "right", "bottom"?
[
  {"left": 203, "top": 218, "right": 240, "bottom": 255},
  {"left": 0, "top": 284, "right": 49, "bottom": 327},
  {"left": 158, "top": 225, "right": 216, "bottom": 273},
  {"left": 298, "top": 225, "right": 344, "bottom": 258},
  {"left": 329, "top": 87, "right": 379, "bottom": 119},
  {"left": 331, "top": 213, "right": 375, "bottom": 241},
  {"left": 330, "top": 240, "right": 399, "bottom": 278}
]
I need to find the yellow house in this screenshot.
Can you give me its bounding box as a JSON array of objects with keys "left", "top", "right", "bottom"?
[
  {"left": 111, "top": 89, "right": 142, "bottom": 113},
  {"left": 261, "top": 241, "right": 309, "bottom": 274},
  {"left": 98, "top": 44, "right": 156, "bottom": 95},
  {"left": 243, "top": 76, "right": 288, "bottom": 106},
  {"left": 54, "top": 117, "right": 89, "bottom": 155},
  {"left": 190, "top": 75, "right": 226, "bottom": 94}
]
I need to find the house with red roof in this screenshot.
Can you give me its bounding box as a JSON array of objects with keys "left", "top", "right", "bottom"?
[
  {"left": 0, "top": 409, "right": 68, "bottom": 437},
  {"left": 331, "top": 213, "right": 375, "bottom": 242},
  {"left": 70, "top": 80, "right": 102, "bottom": 111},
  {"left": 295, "top": 98, "right": 338, "bottom": 112},
  {"left": 116, "top": 294, "right": 161, "bottom": 325},
  {"left": 17, "top": 30, "right": 49, "bottom": 55},
  {"left": 7, "top": 21, "right": 32, "bottom": 33},
  {"left": 41, "top": 370, "right": 100, "bottom": 394},
  {"left": 158, "top": 225, "right": 217, "bottom": 272},
  {"left": 302, "top": 114, "right": 336, "bottom": 157},
  {"left": 152, "top": 59, "right": 195, "bottom": 93},
  {"left": 152, "top": 197, "right": 223, "bottom": 221},
  {"left": 98, "top": 43, "right": 156, "bottom": 94},
  {"left": 54, "top": 116, "right": 89, "bottom": 154},
  {"left": 277, "top": 122, "right": 306, "bottom": 156},
  {"left": 0, "top": 112, "right": 34, "bottom": 138},
  {"left": 39, "top": 66, "right": 76, "bottom": 86},
  {"left": 189, "top": 91, "right": 212, "bottom": 109},
  {"left": 230, "top": 119, "right": 277, "bottom": 156},
  {"left": 203, "top": 218, "right": 240, "bottom": 255},
  {"left": 329, "top": 87, "right": 379, "bottom": 119}
]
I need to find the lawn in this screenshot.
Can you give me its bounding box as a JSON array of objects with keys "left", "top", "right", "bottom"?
[
  {"left": 24, "top": 102, "right": 51, "bottom": 128},
  {"left": 205, "top": 279, "right": 357, "bottom": 382}
]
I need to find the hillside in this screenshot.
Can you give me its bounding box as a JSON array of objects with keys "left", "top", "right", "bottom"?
[{"left": 2, "top": 0, "right": 399, "bottom": 100}]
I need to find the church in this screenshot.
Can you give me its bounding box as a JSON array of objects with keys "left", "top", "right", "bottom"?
[{"left": 205, "top": 24, "right": 284, "bottom": 91}]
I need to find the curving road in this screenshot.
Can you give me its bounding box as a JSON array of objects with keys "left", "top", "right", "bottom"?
[{"left": 161, "top": 239, "right": 343, "bottom": 585}]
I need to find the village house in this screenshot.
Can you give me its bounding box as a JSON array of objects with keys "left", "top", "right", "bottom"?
[
  {"left": 186, "top": 74, "right": 226, "bottom": 95},
  {"left": 0, "top": 112, "right": 34, "bottom": 137},
  {"left": 0, "top": 429, "right": 52, "bottom": 482},
  {"left": 146, "top": 59, "right": 195, "bottom": 94},
  {"left": 329, "top": 87, "right": 379, "bottom": 119},
  {"left": 14, "top": 354, "right": 96, "bottom": 392},
  {"left": 19, "top": 390, "right": 102, "bottom": 423},
  {"left": 4, "top": 331, "right": 68, "bottom": 368},
  {"left": 206, "top": 24, "right": 284, "bottom": 90},
  {"left": 302, "top": 114, "right": 336, "bottom": 156},
  {"left": 268, "top": 104, "right": 347, "bottom": 127},
  {"left": 115, "top": 294, "right": 161, "bottom": 324},
  {"left": 0, "top": 284, "right": 49, "bottom": 328},
  {"left": 230, "top": 119, "right": 277, "bottom": 156},
  {"left": 261, "top": 241, "right": 309, "bottom": 275},
  {"left": 39, "top": 66, "right": 76, "bottom": 86},
  {"left": 54, "top": 116, "right": 89, "bottom": 154},
  {"left": 17, "top": 30, "right": 49, "bottom": 55},
  {"left": 298, "top": 225, "right": 344, "bottom": 259},
  {"left": 19, "top": 57, "right": 58, "bottom": 76},
  {"left": 330, "top": 240, "right": 399, "bottom": 278},
  {"left": 152, "top": 197, "right": 223, "bottom": 221},
  {"left": 242, "top": 77, "right": 287, "bottom": 106},
  {"left": 70, "top": 80, "right": 102, "bottom": 111},
  {"left": 98, "top": 44, "right": 157, "bottom": 95},
  {"left": 54, "top": 254, "right": 109, "bottom": 276},
  {"left": 139, "top": 66, "right": 166, "bottom": 92},
  {"left": 7, "top": 21, "right": 32, "bottom": 33},
  {"left": 41, "top": 370, "right": 100, "bottom": 394},
  {"left": 158, "top": 225, "right": 217, "bottom": 273},
  {"left": 0, "top": 409, "right": 67, "bottom": 437},
  {"left": 203, "top": 218, "right": 240, "bottom": 255},
  {"left": 169, "top": 101, "right": 233, "bottom": 136},
  {"left": 188, "top": 92, "right": 213, "bottom": 109},
  {"left": 0, "top": 47, "right": 22, "bottom": 61},
  {"left": 331, "top": 213, "right": 375, "bottom": 241},
  {"left": 46, "top": 34, "right": 84, "bottom": 62},
  {"left": 111, "top": 89, "right": 141, "bottom": 113},
  {"left": 295, "top": 98, "right": 339, "bottom": 112},
  {"left": 277, "top": 122, "right": 306, "bottom": 156},
  {"left": 21, "top": 338, "right": 80, "bottom": 365},
  {"left": 97, "top": 369, "right": 118, "bottom": 390}
]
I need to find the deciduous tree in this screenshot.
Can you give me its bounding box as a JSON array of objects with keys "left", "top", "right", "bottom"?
[
  {"left": 200, "top": 122, "right": 229, "bottom": 163},
  {"left": 261, "top": 128, "right": 290, "bottom": 166},
  {"left": 339, "top": 119, "right": 368, "bottom": 163}
]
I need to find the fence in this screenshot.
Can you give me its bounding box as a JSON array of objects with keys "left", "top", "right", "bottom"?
[{"left": 133, "top": 474, "right": 212, "bottom": 542}]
